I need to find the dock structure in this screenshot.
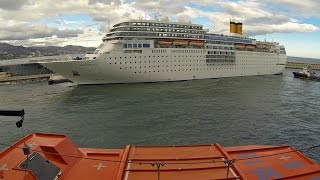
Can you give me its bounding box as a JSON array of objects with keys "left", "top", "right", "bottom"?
[
  {"left": 0, "top": 74, "right": 51, "bottom": 84},
  {"left": 0, "top": 55, "right": 81, "bottom": 84},
  {"left": 0, "top": 55, "right": 77, "bottom": 76},
  {"left": 286, "top": 62, "right": 320, "bottom": 69}
]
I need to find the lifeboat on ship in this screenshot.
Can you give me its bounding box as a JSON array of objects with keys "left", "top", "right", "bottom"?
[
  {"left": 189, "top": 40, "right": 205, "bottom": 46},
  {"left": 245, "top": 44, "right": 256, "bottom": 49},
  {"left": 173, "top": 39, "right": 189, "bottom": 45},
  {"left": 159, "top": 39, "right": 173, "bottom": 45},
  {"left": 234, "top": 43, "right": 246, "bottom": 49}
]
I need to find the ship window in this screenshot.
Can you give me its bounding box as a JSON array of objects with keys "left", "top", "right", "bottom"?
[
  {"left": 133, "top": 44, "right": 137, "bottom": 48},
  {"left": 138, "top": 44, "right": 142, "bottom": 48},
  {"left": 143, "top": 44, "right": 150, "bottom": 48},
  {"left": 128, "top": 44, "right": 132, "bottom": 48},
  {"left": 123, "top": 44, "right": 127, "bottom": 48}
]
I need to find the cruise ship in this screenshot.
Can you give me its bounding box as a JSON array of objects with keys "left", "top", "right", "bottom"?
[{"left": 41, "top": 18, "right": 287, "bottom": 85}]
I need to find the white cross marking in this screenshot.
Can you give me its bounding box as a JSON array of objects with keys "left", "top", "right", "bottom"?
[
  {"left": 94, "top": 163, "right": 106, "bottom": 170},
  {"left": 279, "top": 155, "right": 291, "bottom": 161},
  {"left": 0, "top": 164, "right": 8, "bottom": 171}
]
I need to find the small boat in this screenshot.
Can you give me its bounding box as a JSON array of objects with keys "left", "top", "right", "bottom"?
[
  {"left": 48, "top": 74, "right": 72, "bottom": 85},
  {"left": 1, "top": 109, "right": 320, "bottom": 180},
  {"left": 293, "top": 67, "right": 320, "bottom": 80}
]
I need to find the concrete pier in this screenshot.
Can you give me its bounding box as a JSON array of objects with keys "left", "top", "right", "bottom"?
[
  {"left": 0, "top": 74, "right": 51, "bottom": 84},
  {"left": 286, "top": 62, "right": 320, "bottom": 69}
]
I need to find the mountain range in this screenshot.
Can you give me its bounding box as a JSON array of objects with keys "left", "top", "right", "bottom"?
[{"left": 0, "top": 43, "right": 95, "bottom": 60}]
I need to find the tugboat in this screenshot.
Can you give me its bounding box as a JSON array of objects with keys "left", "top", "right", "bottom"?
[
  {"left": 293, "top": 66, "right": 320, "bottom": 80},
  {"left": 48, "top": 74, "right": 72, "bottom": 85}
]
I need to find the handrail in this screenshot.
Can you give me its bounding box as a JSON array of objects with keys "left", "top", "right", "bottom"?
[{"left": 0, "top": 109, "right": 25, "bottom": 117}]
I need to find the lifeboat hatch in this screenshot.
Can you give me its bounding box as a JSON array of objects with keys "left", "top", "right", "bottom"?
[{"left": 19, "top": 152, "right": 61, "bottom": 180}]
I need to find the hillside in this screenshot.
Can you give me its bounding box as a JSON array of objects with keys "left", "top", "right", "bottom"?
[{"left": 0, "top": 43, "right": 95, "bottom": 60}]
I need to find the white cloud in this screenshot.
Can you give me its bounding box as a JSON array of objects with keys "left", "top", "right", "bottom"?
[
  {"left": 0, "top": 0, "right": 30, "bottom": 10},
  {"left": 0, "top": 21, "right": 84, "bottom": 40},
  {"left": 0, "top": 0, "right": 318, "bottom": 48},
  {"left": 190, "top": 1, "right": 319, "bottom": 36},
  {"left": 266, "top": 0, "right": 320, "bottom": 18}
]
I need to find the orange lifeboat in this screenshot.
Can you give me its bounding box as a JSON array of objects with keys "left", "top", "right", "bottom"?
[
  {"left": 173, "top": 39, "right": 189, "bottom": 45},
  {"left": 246, "top": 44, "right": 256, "bottom": 49},
  {"left": 235, "top": 43, "right": 246, "bottom": 49},
  {"left": 159, "top": 39, "right": 173, "bottom": 45},
  {"left": 189, "top": 40, "right": 205, "bottom": 46},
  {"left": 1, "top": 133, "right": 320, "bottom": 180},
  {"left": 1, "top": 110, "right": 320, "bottom": 180}
]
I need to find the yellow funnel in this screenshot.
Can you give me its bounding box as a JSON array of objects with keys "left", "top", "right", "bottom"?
[
  {"left": 230, "top": 21, "right": 236, "bottom": 33},
  {"left": 236, "top": 23, "right": 243, "bottom": 35}
]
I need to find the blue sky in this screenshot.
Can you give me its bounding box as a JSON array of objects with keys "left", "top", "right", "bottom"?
[{"left": 0, "top": 0, "right": 319, "bottom": 58}]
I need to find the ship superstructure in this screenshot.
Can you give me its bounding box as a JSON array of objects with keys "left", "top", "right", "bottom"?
[{"left": 41, "top": 19, "right": 287, "bottom": 85}]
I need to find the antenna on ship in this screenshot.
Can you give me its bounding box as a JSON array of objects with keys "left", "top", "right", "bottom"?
[
  {"left": 99, "top": 19, "right": 109, "bottom": 35},
  {"left": 154, "top": 0, "right": 161, "bottom": 21}
]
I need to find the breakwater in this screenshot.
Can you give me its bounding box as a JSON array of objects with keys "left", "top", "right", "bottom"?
[{"left": 286, "top": 62, "right": 320, "bottom": 69}]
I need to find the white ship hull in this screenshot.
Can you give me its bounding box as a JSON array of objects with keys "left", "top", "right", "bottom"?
[{"left": 41, "top": 49, "right": 286, "bottom": 85}]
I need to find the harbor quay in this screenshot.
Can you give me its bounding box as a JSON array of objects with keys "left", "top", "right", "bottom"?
[
  {"left": 286, "top": 62, "right": 320, "bottom": 69},
  {"left": 0, "top": 55, "right": 81, "bottom": 84}
]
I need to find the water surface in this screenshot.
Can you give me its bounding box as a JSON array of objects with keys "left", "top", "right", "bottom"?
[{"left": 0, "top": 69, "right": 319, "bottom": 162}]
